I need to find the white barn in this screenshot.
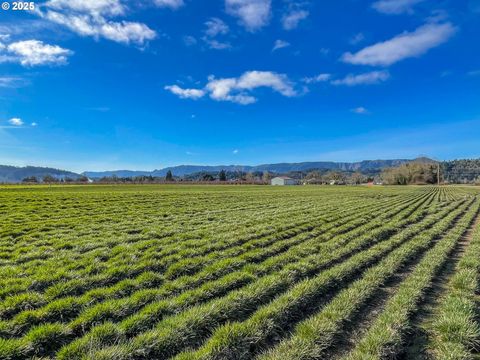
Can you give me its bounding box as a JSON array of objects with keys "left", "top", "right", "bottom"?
[{"left": 271, "top": 176, "right": 298, "bottom": 186}]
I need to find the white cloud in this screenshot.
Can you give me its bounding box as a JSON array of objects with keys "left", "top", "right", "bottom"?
[
  {"left": 332, "top": 71, "right": 390, "bottom": 86},
  {"left": 0, "top": 76, "right": 28, "bottom": 87},
  {"left": 351, "top": 107, "right": 370, "bottom": 114},
  {"left": 233, "top": 149, "right": 239, "bottom": 154},
  {"left": 272, "top": 39, "right": 290, "bottom": 51},
  {"left": 154, "top": 0, "right": 184, "bottom": 9},
  {"left": 206, "top": 77, "right": 257, "bottom": 104},
  {"left": 45, "top": 0, "right": 125, "bottom": 16},
  {"left": 207, "top": 71, "right": 296, "bottom": 104},
  {"left": 236, "top": 71, "right": 297, "bottom": 96},
  {"left": 372, "top": 0, "right": 425, "bottom": 15},
  {"left": 205, "top": 18, "right": 229, "bottom": 37},
  {"left": 341, "top": 23, "right": 456, "bottom": 66},
  {"left": 303, "top": 73, "right": 331, "bottom": 84},
  {"left": 202, "top": 18, "right": 231, "bottom": 50},
  {"left": 38, "top": 0, "right": 157, "bottom": 45},
  {"left": 225, "top": 0, "right": 272, "bottom": 32},
  {"left": 183, "top": 35, "right": 197, "bottom": 46},
  {"left": 166, "top": 70, "right": 297, "bottom": 105},
  {"left": 350, "top": 32, "right": 365, "bottom": 45},
  {"left": 164, "top": 85, "right": 206, "bottom": 99},
  {"left": 282, "top": 9, "right": 309, "bottom": 30},
  {"left": 9, "top": 118, "right": 24, "bottom": 126},
  {"left": 1, "top": 40, "right": 72, "bottom": 66},
  {"left": 203, "top": 39, "right": 232, "bottom": 50},
  {"left": 31, "top": 122, "right": 38, "bottom": 127}
]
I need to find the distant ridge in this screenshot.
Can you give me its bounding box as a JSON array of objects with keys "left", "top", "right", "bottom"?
[
  {"left": 0, "top": 165, "right": 81, "bottom": 183},
  {"left": 0, "top": 158, "right": 438, "bottom": 182},
  {"left": 83, "top": 158, "right": 433, "bottom": 178}
]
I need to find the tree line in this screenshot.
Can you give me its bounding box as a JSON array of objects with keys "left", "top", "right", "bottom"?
[
  {"left": 381, "top": 159, "right": 480, "bottom": 185},
  {"left": 20, "top": 159, "right": 480, "bottom": 185}
]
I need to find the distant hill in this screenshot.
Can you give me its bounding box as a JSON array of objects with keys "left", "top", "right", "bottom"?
[
  {"left": 83, "top": 158, "right": 429, "bottom": 178},
  {"left": 0, "top": 166, "right": 81, "bottom": 183},
  {"left": 81, "top": 170, "right": 154, "bottom": 178},
  {"left": 0, "top": 158, "right": 439, "bottom": 183}
]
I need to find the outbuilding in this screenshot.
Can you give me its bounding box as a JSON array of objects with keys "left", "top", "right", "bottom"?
[{"left": 271, "top": 176, "right": 298, "bottom": 186}]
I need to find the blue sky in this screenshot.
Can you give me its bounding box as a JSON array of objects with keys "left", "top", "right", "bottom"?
[{"left": 0, "top": 0, "right": 479, "bottom": 172}]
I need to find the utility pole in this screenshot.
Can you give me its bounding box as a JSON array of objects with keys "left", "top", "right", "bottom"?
[{"left": 438, "top": 162, "right": 440, "bottom": 186}]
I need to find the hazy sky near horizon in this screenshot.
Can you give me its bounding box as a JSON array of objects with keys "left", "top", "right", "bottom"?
[{"left": 0, "top": 0, "right": 479, "bottom": 172}]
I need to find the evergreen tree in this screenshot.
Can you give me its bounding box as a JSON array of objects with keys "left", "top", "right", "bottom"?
[
  {"left": 219, "top": 170, "right": 227, "bottom": 181},
  {"left": 165, "top": 170, "right": 174, "bottom": 182}
]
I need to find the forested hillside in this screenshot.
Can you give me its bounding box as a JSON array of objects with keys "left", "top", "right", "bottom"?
[{"left": 443, "top": 159, "right": 480, "bottom": 184}]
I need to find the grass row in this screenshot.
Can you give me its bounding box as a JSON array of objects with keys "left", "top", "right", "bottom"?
[
  {"left": 426, "top": 217, "right": 480, "bottom": 359},
  {"left": 343, "top": 197, "right": 480, "bottom": 359},
  {"left": 0, "top": 193, "right": 390, "bottom": 301},
  {"left": 258, "top": 197, "right": 475, "bottom": 359},
  {"left": 171, "top": 197, "right": 472, "bottom": 360},
  {"left": 62, "top": 192, "right": 451, "bottom": 359},
  {"left": 0, "top": 191, "right": 426, "bottom": 339}
]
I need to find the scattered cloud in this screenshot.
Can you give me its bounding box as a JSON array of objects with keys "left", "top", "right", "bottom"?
[
  {"left": 205, "top": 18, "right": 229, "bottom": 37},
  {"left": 207, "top": 40, "right": 232, "bottom": 50},
  {"left": 302, "top": 73, "right": 331, "bottom": 84},
  {"left": 183, "top": 35, "right": 197, "bottom": 46},
  {"left": 319, "top": 48, "right": 330, "bottom": 56},
  {"left": 332, "top": 71, "right": 390, "bottom": 86},
  {"left": 87, "top": 106, "right": 110, "bottom": 112},
  {"left": 426, "top": 9, "right": 450, "bottom": 23},
  {"left": 9, "top": 118, "right": 24, "bottom": 126},
  {"left": 45, "top": 0, "right": 125, "bottom": 16},
  {"left": 31, "top": 122, "right": 38, "bottom": 127},
  {"left": 202, "top": 18, "right": 231, "bottom": 50},
  {"left": 272, "top": 39, "right": 290, "bottom": 51},
  {"left": 341, "top": 22, "right": 456, "bottom": 66},
  {"left": 351, "top": 107, "right": 370, "bottom": 115},
  {"left": 0, "top": 40, "right": 72, "bottom": 66},
  {"left": 233, "top": 149, "right": 239, "bottom": 154},
  {"left": 164, "top": 85, "right": 206, "bottom": 99},
  {"left": 204, "top": 39, "right": 232, "bottom": 50},
  {"left": 166, "top": 70, "right": 297, "bottom": 105},
  {"left": 207, "top": 71, "right": 296, "bottom": 104},
  {"left": 0, "top": 76, "right": 29, "bottom": 87},
  {"left": 225, "top": 0, "right": 272, "bottom": 32},
  {"left": 468, "top": 70, "right": 480, "bottom": 76},
  {"left": 282, "top": 9, "right": 309, "bottom": 30},
  {"left": 372, "top": 0, "right": 426, "bottom": 15},
  {"left": 350, "top": 32, "right": 365, "bottom": 45},
  {"left": 153, "top": 0, "right": 184, "bottom": 9},
  {"left": 38, "top": 0, "right": 157, "bottom": 45}
]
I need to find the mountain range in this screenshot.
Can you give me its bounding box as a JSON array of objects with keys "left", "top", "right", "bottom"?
[
  {"left": 0, "top": 158, "right": 436, "bottom": 183},
  {"left": 83, "top": 159, "right": 422, "bottom": 178}
]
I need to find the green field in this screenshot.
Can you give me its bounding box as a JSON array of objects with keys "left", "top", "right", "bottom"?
[{"left": 1, "top": 185, "right": 480, "bottom": 359}]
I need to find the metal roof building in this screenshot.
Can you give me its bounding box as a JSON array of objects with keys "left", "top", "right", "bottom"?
[{"left": 271, "top": 176, "right": 298, "bottom": 186}]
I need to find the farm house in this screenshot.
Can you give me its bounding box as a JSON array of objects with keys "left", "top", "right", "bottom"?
[{"left": 271, "top": 176, "right": 298, "bottom": 186}]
